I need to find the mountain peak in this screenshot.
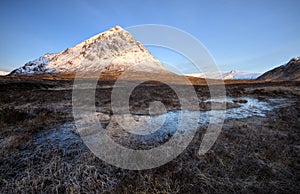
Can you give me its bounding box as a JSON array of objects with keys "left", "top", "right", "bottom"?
[
  {"left": 229, "top": 70, "right": 239, "bottom": 74},
  {"left": 288, "top": 56, "right": 300, "bottom": 65},
  {"left": 81, "top": 25, "right": 127, "bottom": 46},
  {"left": 10, "top": 26, "right": 166, "bottom": 75}
]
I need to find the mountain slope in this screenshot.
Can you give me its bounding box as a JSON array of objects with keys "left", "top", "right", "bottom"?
[
  {"left": 257, "top": 57, "right": 300, "bottom": 81},
  {"left": 10, "top": 26, "right": 166, "bottom": 76},
  {"left": 186, "top": 70, "right": 261, "bottom": 80}
]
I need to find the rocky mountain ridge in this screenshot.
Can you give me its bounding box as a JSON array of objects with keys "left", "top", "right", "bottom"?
[
  {"left": 10, "top": 26, "right": 166, "bottom": 75},
  {"left": 257, "top": 57, "right": 300, "bottom": 81}
]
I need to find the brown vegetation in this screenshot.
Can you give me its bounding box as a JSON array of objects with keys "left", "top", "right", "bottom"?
[{"left": 0, "top": 76, "right": 299, "bottom": 193}]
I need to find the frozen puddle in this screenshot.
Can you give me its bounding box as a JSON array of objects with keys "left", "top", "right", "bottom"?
[
  {"left": 209, "top": 97, "right": 287, "bottom": 119},
  {"left": 35, "top": 97, "right": 287, "bottom": 147},
  {"left": 99, "top": 97, "right": 288, "bottom": 146},
  {"left": 34, "top": 122, "right": 85, "bottom": 151}
]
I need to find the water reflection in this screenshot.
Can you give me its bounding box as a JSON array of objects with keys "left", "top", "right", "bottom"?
[
  {"left": 35, "top": 97, "right": 287, "bottom": 149},
  {"left": 101, "top": 97, "right": 287, "bottom": 147}
]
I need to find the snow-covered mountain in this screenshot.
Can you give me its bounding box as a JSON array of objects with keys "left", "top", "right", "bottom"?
[
  {"left": 0, "top": 71, "right": 9, "bottom": 76},
  {"left": 222, "top": 70, "right": 262, "bottom": 80},
  {"left": 10, "top": 26, "right": 166, "bottom": 76},
  {"left": 186, "top": 70, "right": 262, "bottom": 80}
]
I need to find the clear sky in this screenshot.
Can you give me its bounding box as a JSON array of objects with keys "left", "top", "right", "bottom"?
[{"left": 0, "top": 0, "right": 299, "bottom": 73}]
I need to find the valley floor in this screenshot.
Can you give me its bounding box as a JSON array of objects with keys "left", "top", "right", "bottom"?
[{"left": 0, "top": 77, "right": 299, "bottom": 193}]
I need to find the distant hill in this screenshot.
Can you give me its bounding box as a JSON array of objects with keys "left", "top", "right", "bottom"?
[
  {"left": 257, "top": 57, "right": 300, "bottom": 81},
  {"left": 186, "top": 70, "right": 261, "bottom": 80},
  {"left": 0, "top": 71, "right": 9, "bottom": 76}
]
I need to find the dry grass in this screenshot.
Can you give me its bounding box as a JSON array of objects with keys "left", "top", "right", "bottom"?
[
  {"left": 0, "top": 103, "right": 299, "bottom": 193},
  {"left": 0, "top": 77, "right": 299, "bottom": 193}
]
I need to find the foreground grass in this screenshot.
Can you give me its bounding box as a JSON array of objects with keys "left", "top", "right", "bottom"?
[{"left": 0, "top": 79, "right": 299, "bottom": 193}]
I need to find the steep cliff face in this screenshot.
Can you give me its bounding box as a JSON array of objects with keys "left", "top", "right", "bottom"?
[
  {"left": 10, "top": 26, "right": 166, "bottom": 75},
  {"left": 257, "top": 57, "right": 300, "bottom": 81}
]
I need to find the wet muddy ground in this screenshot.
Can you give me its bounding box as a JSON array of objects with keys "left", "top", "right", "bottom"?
[{"left": 0, "top": 77, "right": 299, "bottom": 193}]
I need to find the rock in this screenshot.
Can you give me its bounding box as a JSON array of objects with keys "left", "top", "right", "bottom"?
[
  {"left": 258, "top": 96, "right": 267, "bottom": 101},
  {"left": 233, "top": 99, "right": 248, "bottom": 104},
  {"left": 226, "top": 102, "right": 241, "bottom": 109},
  {"left": 256, "top": 159, "right": 266, "bottom": 167}
]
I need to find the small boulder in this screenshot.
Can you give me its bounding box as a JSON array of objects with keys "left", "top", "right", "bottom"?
[
  {"left": 233, "top": 99, "right": 248, "bottom": 104},
  {"left": 258, "top": 96, "right": 267, "bottom": 101}
]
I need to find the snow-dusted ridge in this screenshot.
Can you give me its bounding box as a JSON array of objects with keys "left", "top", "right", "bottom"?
[
  {"left": 186, "top": 70, "right": 262, "bottom": 80},
  {"left": 257, "top": 56, "right": 300, "bottom": 81},
  {"left": 10, "top": 26, "right": 167, "bottom": 75},
  {"left": 0, "top": 71, "right": 9, "bottom": 76}
]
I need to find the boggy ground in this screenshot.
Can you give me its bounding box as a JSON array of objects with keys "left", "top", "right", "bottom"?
[{"left": 0, "top": 76, "right": 299, "bottom": 193}]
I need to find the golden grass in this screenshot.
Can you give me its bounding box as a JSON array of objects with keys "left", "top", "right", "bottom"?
[{"left": 6, "top": 71, "right": 297, "bottom": 87}]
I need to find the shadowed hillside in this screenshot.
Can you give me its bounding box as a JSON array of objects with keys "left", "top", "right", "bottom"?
[{"left": 257, "top": 57, "right": 300, "bottom": 81}]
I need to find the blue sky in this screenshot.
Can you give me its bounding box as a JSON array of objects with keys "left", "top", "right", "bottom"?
[{"left": 0, "top": 0, "right": 299, "bottom": 73}]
